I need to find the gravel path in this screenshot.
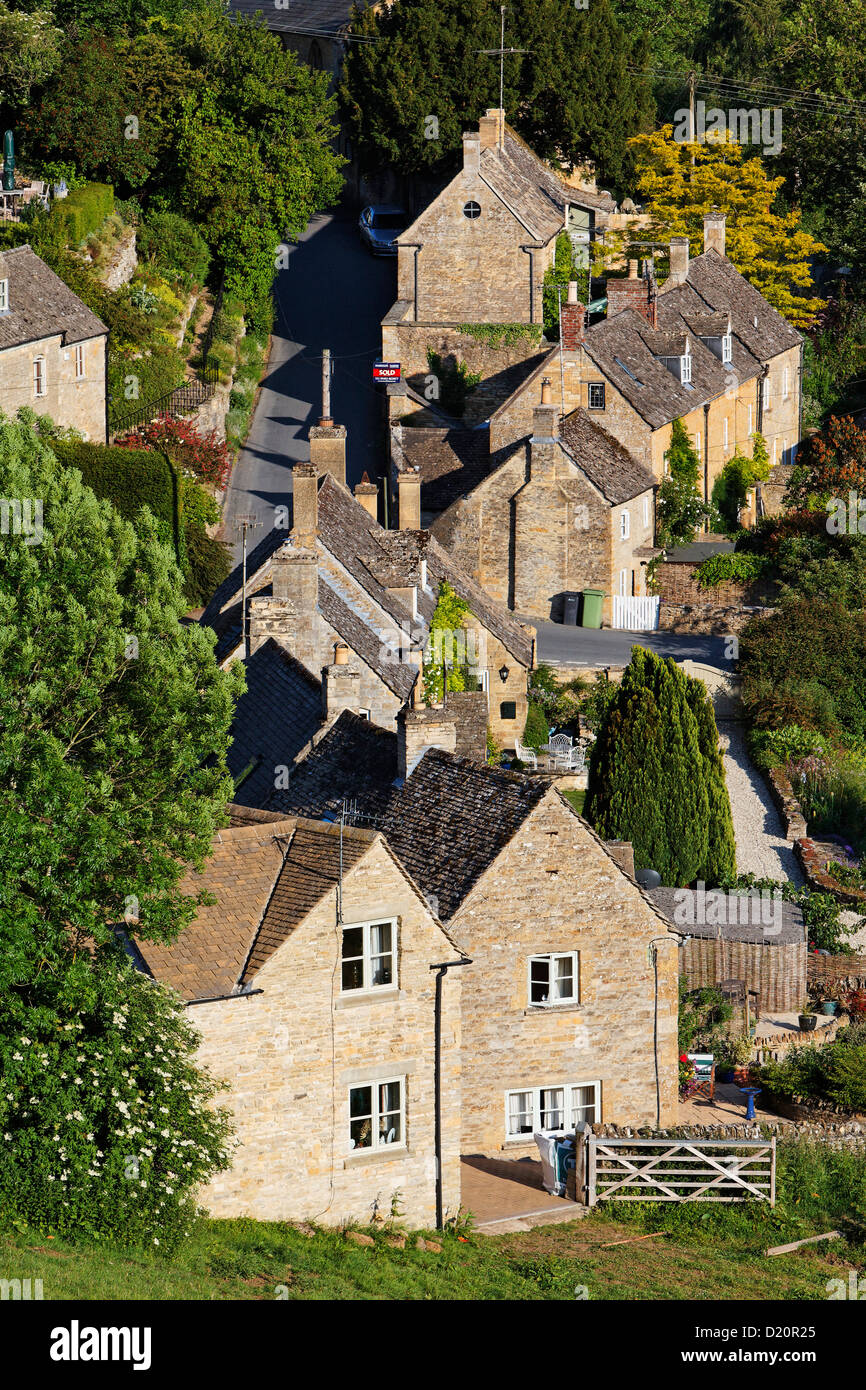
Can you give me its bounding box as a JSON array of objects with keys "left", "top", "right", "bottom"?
[{"left": 720, "top": 721, "right": 804, "bottom": 886}]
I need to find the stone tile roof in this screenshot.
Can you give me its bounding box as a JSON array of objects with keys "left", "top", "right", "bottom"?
[
  {"left": 0, "top": 244, "right": 107, "bottom": 350},
  {"left": 272, "top": 712, "right": 547, "bottom": 921},
  {"left": 139, "top": 819, "right": 297, "bottom": 1001},
  {"left": 677, "top": 250, "right": 802, "bottom": 360},
  {"left": 558, "top": 409, "right": 657, "bottom": 504},
  {"left": 648, "top": 886, "right": 805, "bottom": 945},
  {"left": 378, "top": 750, "right": 548, "bottom": 921},
  {"left": 478, "top": 128, "right": 614, "bottom": 244},
  {"left": 138, "top": 817, "right": 378, "bottom": 1001},
  {"left": 240, "top": 821, "right": 373, "bottom": 982},
  {"left": 318, "top": 580, "right": 417, "bottom": 700},
  {"left": 270, "top": 710, "right": 400, "bottom": 822},
  {"left": 227, "top": 639, "right": 323, "bottom": 809},
  {"left": 583, "top": 307, "right": 756, "bottom": 430},
  {"left": 316, "top": 476, "right": 535, "bottom": 667},
  {"left": 227, "top": 0, "right": 368, "bottom": 36}
]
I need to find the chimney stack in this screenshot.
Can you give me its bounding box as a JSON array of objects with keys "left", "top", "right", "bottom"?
[
  {"left": 462, "top": 131, "right": 481, "bottom": 172},
  {"left": 397, "top": 467, "right": 421, "bottom": 530},
  {"left": 667, "top": 237, "right": 690, "bottom": 287},
  {"left": 530, "top": 382, "right": 560, "bottom": 480},
  {"left": 703, "top": 211, "right": 726, "bottom": 258},
  {"left": 322, "top": 644, "right": 361, "bottom": 723},
  {"left": 478, "top": 108, "right": 505, "bottom": 150},
  {"left": 397, "top": 705, "right": 458, "bottom": 781},
  {"left": 353, "top": 473, "right": 378, "bottom": 521},
  {"left": 249, "top": 544, "right": 320, "bottom": 668},
  {"left": 308, "top": 349, "right": 347, "bottom": 486},
  {"left": 560, "top": 282, "right": 586, "bottom": 352},
  {"left": 291, "top": 463, "right": 319, "bottom": 545},
  {"left": 627, "top": 259, "right": 639, "bottom": 279}
]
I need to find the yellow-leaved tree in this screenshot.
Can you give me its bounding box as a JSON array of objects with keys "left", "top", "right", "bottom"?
[{"left": 627, "top": 125, "right": 825, "bottom": 327}]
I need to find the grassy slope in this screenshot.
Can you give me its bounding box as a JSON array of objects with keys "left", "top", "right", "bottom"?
[{"left": 1, "top": 1203, "right": 859, "bottom": 1302}]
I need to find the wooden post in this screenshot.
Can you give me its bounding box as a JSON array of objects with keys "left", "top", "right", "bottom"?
[
  {"left": 587, "top": 1131, "right": 598, "bottom": 1207},
  {"left": 770, "top": 1137, "right": 776, "bottom": 1207}
]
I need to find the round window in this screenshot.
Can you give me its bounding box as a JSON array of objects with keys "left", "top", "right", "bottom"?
[{"left": 462, "top": 200, "right": 481, "bottom": 220}]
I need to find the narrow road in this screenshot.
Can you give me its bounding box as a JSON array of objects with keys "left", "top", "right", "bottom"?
[
  {"left": 530, "top": 620, "right": 730, "bottom": 669},
  {"left": 221, "top": 210, "right": 395, "bottom": 561}
]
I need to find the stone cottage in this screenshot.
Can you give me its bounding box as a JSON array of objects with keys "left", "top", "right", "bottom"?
[
  {"left": 137, "top": 814, "right": 463, "bottom": 1229},
  {"left": 381, "top": 108, "right": 614, "bottom": 393},
  {"left": 201, "top": 462, "right": 536, "bottom": 759},
  {"left": 275, "top": 709, "right": 681, "bottom": 1156},
  {"left": 486, "top": 215, "right": 803, "bottom": 497},
  {"left": 0, "top": 244, "right": 108, "bottom": 441},
  {"left": 428, "top": 381, "right": 657, "bottom": 623}
]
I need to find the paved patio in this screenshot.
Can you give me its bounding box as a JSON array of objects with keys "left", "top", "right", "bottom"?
[
  {"left": 677, "top": 1080, "right": 794, "bottom": 1126},
  {"left": 460, "top": 1155, "right": 586, "bottom": 1234}
]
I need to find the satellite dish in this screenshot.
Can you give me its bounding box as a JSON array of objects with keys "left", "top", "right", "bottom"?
[{"left": 635, "top": 868, "right": 662, "bottom": 889}]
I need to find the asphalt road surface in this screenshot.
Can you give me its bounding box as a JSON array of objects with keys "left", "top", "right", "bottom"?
[
  {"left": 531, "top": 620, "right": 731, "bottom": 669},
  {"left": 222, "top": 210, "right": 396, "bottom": 562}
]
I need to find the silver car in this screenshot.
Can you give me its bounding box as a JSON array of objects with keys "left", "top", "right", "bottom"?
[{"left": 359, "top": 205, "right": 407, "bottom": 256}]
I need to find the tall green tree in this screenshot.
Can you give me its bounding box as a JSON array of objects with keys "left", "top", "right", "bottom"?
[
  {"left": 585, "top": 647, "right": 736, "bottom": 885},
  {"left": 0, "top": 1, "right": 62, "bottom": 110},
  {"left": 0, "top": 412, "right": 243, "bottom": 969},
  {"left": 340, "top": 0, "right": 652, "bottom": 192}
]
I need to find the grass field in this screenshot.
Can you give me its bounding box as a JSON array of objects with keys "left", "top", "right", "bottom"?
[{"left": 3, "top": 1138, "right": 864, "bottom": 1300}]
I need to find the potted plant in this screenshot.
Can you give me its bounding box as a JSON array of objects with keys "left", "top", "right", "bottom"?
[
  {"left": 798, "top": 1003, "right": 819, "bottom": 1031},
  {"left": 727, "top": 1034, "right": 753, "bottom": 1084},
  {"left": 819, "top": 999, "right": 838, "bottom": 1015}
]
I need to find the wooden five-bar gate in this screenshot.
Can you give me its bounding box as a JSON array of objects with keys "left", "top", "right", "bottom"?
[{"left": 574, "top": 1127, "right": 775, "bottom": 1206}]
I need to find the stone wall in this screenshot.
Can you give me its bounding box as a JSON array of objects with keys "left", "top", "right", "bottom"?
[
  {"left": 99, "top": 226, "right": 137, "bottom": 291},
  {"left": 658, "top": 602, "right": 769, "bottom": 635},
  {"left": 796, "top": 838, "right": 866, "bottom": 907},
  {"left": 590, "top": 1119, "right": 866, "bottom": 1148},
  {"left": 449, "top": 790, "right": 680, "bottom": 1157},
  {"left": 191, "top": 835, "right": 462, "bottom": 1229},
  {"left": 0, "top": 331, "right": 107, "bottom": 442}
]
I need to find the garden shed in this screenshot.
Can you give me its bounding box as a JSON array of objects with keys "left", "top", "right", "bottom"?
[{"left": 648, "top": 887, "right": 807, "bottom": 1015}]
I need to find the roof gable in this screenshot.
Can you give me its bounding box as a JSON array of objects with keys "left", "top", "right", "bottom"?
[{"left": 0, "top": 244, "right": 107, "bottom": 350}]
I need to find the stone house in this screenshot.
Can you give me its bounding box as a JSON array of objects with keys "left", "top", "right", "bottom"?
[
  {"left": 201, "top": 460, "right": 536, "bottom": 756},
  {"left": 0, "top": 244, "right": 107, "bottom": 441},
  {"left": 485, "top": 215, "right": 803, "bottom": 499},
  {"left": 227, "top": 0, "right": 369, "bottom": 88},
  {"left": 275, "top": 709, "right": 681, "bottom": 1156},
  {"left": 137, "top": 814, "right": 462, "bottom": 1229},
  {"left": 428, "top": 382, "right": 657, "bottom": 623},
  {"left": 382, "top": 108, "right": 614, "bottom": 391}
]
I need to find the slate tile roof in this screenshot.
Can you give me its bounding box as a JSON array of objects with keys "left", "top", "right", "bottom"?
[
  {"left": 271, "top": 710, "right": 547, "bottom": 922},
  {"left": 377, "top": 750, "right": 548, "bottom": 920},
  {"left": 270, "top": 710, "right": 400, "bottom": 822},
  {"left": 227, "top": 639, "right": 323, "bottom": 808},
  {"left": 138, "top": 817, "right": 378, "bottom": 1001},
  {"left": 139, "top": 819, "right": 296, "bottom": 1001},
  {"left": 478, "top": 128, "right": 614, "bottom": 244},
  {"left": 0, "top": 245, "right": 107, "bottom": 350},
  {"left": 558, "top": 409, "right": 657, "bottom": 504},
  {"left": 227, "top": 0, "right": 369, "bottom": 36},
  {"left": 648, "top": 887, "right": 805, "bottom": 945},
  {"left": 675, "top": 249, "right": 802, "bottom": 361},
  {"left": 318, "top": 580, "right": 417, "bottom": 700}
]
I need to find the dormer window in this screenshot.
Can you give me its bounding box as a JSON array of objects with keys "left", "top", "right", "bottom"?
[
  {"left": 681, "top": 353, "right": 692, "bottom": 384},
  {"left": 722, "top": 333, "right": 732, "bottom": 363},
  {"left": 0, "top": 279, "right": 8, "bottom": 313}
]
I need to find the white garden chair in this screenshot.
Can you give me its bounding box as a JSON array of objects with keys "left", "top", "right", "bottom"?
[
  {"left": 514, "top": 739, "right": 538, "bottom": 770},
  {"left": 546, "top": 733, "right": 573, "bottom": 769}
]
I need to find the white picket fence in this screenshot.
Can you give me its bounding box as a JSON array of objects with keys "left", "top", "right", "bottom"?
[{"left": 611, "top": 594, "right": 659, "bottom": 631}]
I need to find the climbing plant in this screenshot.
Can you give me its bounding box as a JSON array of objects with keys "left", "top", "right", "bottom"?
[{"left": 422, "top": 581, "right": 473, "bottom": 705}]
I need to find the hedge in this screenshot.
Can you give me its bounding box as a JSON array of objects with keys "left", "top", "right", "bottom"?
[
  {"left": 51, "top": 183, "right": 114, "bottom": 247},
  {"left": 50, "top": 438, "right": 178, "bottom": 547}
]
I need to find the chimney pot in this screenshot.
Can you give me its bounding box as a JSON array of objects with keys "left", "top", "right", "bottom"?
[
  {"left": 567, "top": 279, "right": 578, "bottom": 304},
  {"left": 540, "top": 377, "right": 552, "bottom": 405},
  {"left": 334, "top": 642, "right": 349, "bottom": 665},
  {"left": 627, "top": 259, "right": 639, "bottom": 280}
]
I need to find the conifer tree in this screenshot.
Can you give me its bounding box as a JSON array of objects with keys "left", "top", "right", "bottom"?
[{"left": 585, "top": 647, "right": 736, "bottom": 886}]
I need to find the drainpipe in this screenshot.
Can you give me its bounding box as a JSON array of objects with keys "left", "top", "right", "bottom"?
[
  {"left": 402, "top": 244, "right": 423, "bottom": 322},
  {"left": 797, "top": 338, "right": 804, "bottom": 459},
  {"left": 703, "top": 401, "right": 710, "bottom": 519},
  {"left": 757, "top": 363, "right": 768, "bottom": 437},
  {"left": 521, "top": 244, "right": 544, "bottom": 325},
  {"left": 430, "top": 955, "right": 471, "bottom": 1228}
]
